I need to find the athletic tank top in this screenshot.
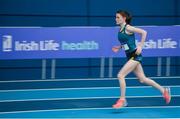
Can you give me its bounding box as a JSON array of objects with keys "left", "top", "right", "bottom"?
[{"left": 118, "top": 24, "right": 136, "bottom": 53}]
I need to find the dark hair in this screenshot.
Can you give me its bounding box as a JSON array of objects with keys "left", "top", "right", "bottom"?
[{"left": 116, "top": 10, "right": 132, "bottom": 24}]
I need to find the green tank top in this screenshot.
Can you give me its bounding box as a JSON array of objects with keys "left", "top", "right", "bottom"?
[{"left": 118, "top": 24, "right": 136, "bottom": 53}]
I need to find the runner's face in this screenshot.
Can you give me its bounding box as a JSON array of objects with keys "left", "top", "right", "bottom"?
[{"left": 116, "top": 13, "right": 125, "bottom": 25}]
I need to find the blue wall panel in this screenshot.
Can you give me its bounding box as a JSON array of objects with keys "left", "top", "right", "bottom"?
[
  {"left": 0, "top": 68, "right": 41, "bottom": 81},
  {"left": 0, "top": 60, "right": 42, "bottom": 68},
  {"left": 89, "top": 0, "right": 175, "bottom": 16},
  {"left": 56, "top": 68, "right": 89, "bottom": 79},
  {"left": 0, "top": 0, "right": 178, "bottom": 26},
  {"left": 132, "top": 17, "right": 176, "bottom": 26},
  {"left": 56, "top": 59, "right": 89, "bottom": 67},
  {"left": 0, "top": 0, "right": 87, "bottom": 15},
  {"left": 89, "top": 67, "right": 100, "bottom": 78},
  {"left": 0, "top": 16, "right": 88, "bottom": 26}
]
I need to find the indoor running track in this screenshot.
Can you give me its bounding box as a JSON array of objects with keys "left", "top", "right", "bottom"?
[{"left": 0, "top": 77, "right": 180, "bottom": 118}]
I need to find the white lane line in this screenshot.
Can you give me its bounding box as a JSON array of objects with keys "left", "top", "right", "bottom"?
[
  {"left": 0, "top": 85, "right": 180, "bottom": 92},
  {"left": 0, "top": 106, "right": 180, "bottom": 114},
  {"left": 0, "top": 76, "right": 179, "bottom": 83},
  {"left": 0, "top": 95, "right": 179, "bottom": 103}
]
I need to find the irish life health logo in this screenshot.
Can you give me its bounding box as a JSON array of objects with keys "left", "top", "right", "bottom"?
[{"left": 2, "top": 35, "right": 12, "bottom": 52}]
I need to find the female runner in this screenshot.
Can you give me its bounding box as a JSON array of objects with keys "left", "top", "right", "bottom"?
[{"left": 112, "top": 10, "right": 171, "bottom": 109}]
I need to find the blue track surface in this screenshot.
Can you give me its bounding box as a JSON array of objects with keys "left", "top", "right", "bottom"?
[{"left": 0, "top": 77, "right": 179, "bottom": 118}]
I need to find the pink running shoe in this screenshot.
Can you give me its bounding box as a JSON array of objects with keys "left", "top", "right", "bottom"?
[
  {"left": 163, "top": 87, "right": 171, "bottom": 104},
  {"left": 112, "top": 98, "right": 128, "bottom": 109}
]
